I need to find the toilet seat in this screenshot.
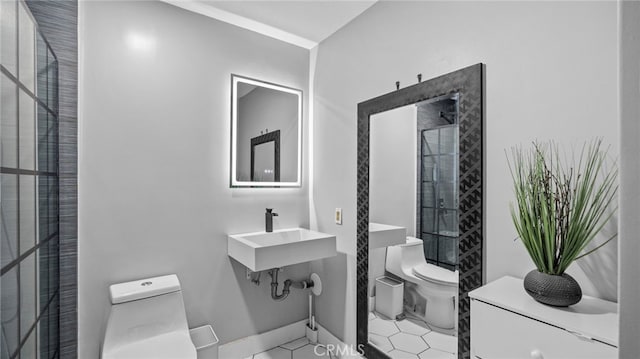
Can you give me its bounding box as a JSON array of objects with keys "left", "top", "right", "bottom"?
[
  {"left": 103, "top": 332, "right": 196, "bottom": 359},
  {"left": 412, "top": 263, "right": 458, "bottom": 286}
]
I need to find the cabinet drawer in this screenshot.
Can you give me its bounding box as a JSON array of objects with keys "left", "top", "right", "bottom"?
[{"left": 471, "top": 300, "right": 617, "bottom": 359}]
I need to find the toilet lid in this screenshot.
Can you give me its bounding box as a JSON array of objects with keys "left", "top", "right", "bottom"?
[
  {"left": 103, "top": 332, "right": 197, "bottom": 359},
  {"left": 412, "top": 263, "right": 459, "bottom": 286}
]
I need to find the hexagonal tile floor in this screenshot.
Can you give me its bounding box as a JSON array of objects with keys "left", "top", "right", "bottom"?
[
  {"left": 246, "top": 337, "right": 334, "bottom": 359},
  {"left": 369, "top": 317, "right": 401, "bottom": 337},
  {"left": 389, "top": 333, "right": 429, "bottom": 354},
  {"left": 367, "top": 311, "right": 457, "bottom": 359}
]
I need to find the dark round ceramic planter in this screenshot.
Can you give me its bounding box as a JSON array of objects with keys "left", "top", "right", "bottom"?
[{"left": 523, "top": 270, "right": 582, "bottom": 307}]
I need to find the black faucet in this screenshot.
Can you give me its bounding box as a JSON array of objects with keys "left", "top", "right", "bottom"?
[{"left": 265, "top": 208, "right": 278, "bottom": 232}]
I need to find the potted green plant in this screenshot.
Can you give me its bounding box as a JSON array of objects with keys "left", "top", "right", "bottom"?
[{"left": 507, "top": 139, "right": 617, "bottom": 306}]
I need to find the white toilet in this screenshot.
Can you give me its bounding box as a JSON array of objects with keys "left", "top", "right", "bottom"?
[
  {"left": 385, "top": 237, "right": 459, "bottom": 331},
  {"left": 101, "top": 274, "right": 197, "bottom": 359}
]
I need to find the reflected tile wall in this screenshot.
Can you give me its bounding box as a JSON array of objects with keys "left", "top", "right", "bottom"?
[{"left": 1, "top": 0, "right": 60, "bottom": 358}]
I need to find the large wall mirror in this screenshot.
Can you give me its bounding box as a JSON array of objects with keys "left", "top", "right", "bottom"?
[
  {"left": 231, "top": 75, "right": 302, "bottom": 187},
  {"left": 357, "top": 64, "right": 484, "bottom": 359}
]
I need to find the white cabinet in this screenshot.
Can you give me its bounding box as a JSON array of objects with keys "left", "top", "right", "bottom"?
[{"left": 469, "top": 276, "right": 618, "bottom": 359}]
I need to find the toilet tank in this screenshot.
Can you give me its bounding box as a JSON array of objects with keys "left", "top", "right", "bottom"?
[
  {"left": 102, "top": 275, "right": 192, "bottom": 356},
  {"left": 386, "top": 237, "right": 425, "bottom": 275},
  {"left": 398, "top": 237, "right": 425, "bottom": 266}
]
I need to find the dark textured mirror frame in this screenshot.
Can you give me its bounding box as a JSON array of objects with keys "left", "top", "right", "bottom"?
[{"left": 356, "top": 64, "right": 484, "bottom": 359}]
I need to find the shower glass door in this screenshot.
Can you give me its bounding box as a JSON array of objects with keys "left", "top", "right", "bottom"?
[
  {"left": 1, "top": 0, "right": 60, "bottom": 357},
  {"left": 418, "top": 97, "right": 459, "bottom": 271}
]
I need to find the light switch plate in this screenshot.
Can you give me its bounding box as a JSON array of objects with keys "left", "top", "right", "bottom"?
[{"left": 335, "top": 208, "right": 342, "bottom": 225}]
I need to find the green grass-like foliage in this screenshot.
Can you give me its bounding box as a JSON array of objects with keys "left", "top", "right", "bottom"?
[{"left": 507, "top": 139, "right": 618, "bottom": 275}]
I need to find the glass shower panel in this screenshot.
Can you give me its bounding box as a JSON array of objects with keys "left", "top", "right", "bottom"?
[
  {"left": 421, "top": 207, "right": 437, "bottom": 234},
  {"left": 420, "top": 122, "right": 459, "bottom": 270},
  {"left": 1, "top": 74, "right": 18, "bottom": 168},
  {"left": 1, "top": 0, "right": 18, "bottom": 76},
  {"left": 439, "top": 182, "right": 458, "bottom": 211},
  {"left": 438, "top": 235, "right": 458, "bottom": 270},
  {"left": 1, "top": 1, "right": 60, "bottom": 357},
  {"left": 20, "top": 253, "right": 36, "bottom": 337},
  {"left": 421, "top": 234, "right": 438, "bottom": 265},
  {"left": 20, "top": 332, "right": 36, "bottom": 358},
  {"left": 36, "top": 32, "right": 47, "bottom": 102},
  {"left": 1, "top": 174, "right": 18, "bottom": 267},
  {"left": 421, "top": 155, "right": 436, "bottom": 182},
  {"left": 37, "top": 103, "right": 48, "bottom": 171},
  {"left": 19, "top": 175, "right": 36, "bottom": 254},
  {"left": 47, "top": 116, "right": 58, "bottom": 174},
  {"left": 46, "top": 293, "right": 59, "bottom": 359},
  {"left": 421, "top": 185, "right": 435, "bottom": 209},
  {"left": 47, "top": 179, "right": 58, "bottom": 237},
  {"left": 440, "top": 126, "right": 458, "bottom": 155},
  {"left": 421, "top": 130, "right": 438, "bottom": 155},
  {"left": 1, "top": 266, "right": 19, "bottom": 359},
  {"left": 439, "top": 155, "right": 457, "bottom": 183},
  {"left": 19, "top": 92, "right": 35, "bottom": 170},
  {"left": 47, "top": 50, "right": 57, "bottom": 114},
  {"left": 18, "top": 2, "right": 35, "bottom": 93},
  {"left": 438, "top": 209, "right": 458, "bottom": 236}
]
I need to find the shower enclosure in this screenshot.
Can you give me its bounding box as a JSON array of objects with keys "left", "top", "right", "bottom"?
[
  {"left": 417, "top": 95, "right": 459, "bottom": 271},
  {"left": 1, "top": 0, "right": 60, "bottom": 357}
]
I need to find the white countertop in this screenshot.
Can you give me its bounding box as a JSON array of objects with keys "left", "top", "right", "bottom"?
[
  {"left": 469, "top": 276, "right": 619, "bottom": 347},
  {"left": 368, "top": 222, "right": 406, "bottom": 249},
  {"left": 369, "top": 222, "right": 405, "bottom": 233}
]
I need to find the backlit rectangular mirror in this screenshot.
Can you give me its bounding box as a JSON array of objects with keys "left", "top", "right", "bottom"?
[{"left": 231, "top": 75, "right": 302, "bottom": 187}]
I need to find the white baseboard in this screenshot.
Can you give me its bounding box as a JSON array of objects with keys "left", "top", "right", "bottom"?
[
  {"left": 219, "top": 319, "right": 307, "bottom": 359},
  {"left": 317, "top": 323, "right": 362, "bottom": 359},
  {"left": 218, "top": 319, "right": 358, "bottom": 359}
]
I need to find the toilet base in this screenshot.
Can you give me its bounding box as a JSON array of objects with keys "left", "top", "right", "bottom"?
[{"left": 403, "top": 281, "right": 457, "bottom": 333}]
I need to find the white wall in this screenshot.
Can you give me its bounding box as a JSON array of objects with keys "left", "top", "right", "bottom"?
[
  {"left": 370, "top": 105, "right": 416, "bottom": 235},
  {"left": 78, "top": 1, "right": 310, "bottom": 356},
  {"left": 618, "top": 0, "right": 640, "bottom": 357},
  {"left": 311, "top": 0, "right": 618, "bottom": 344},
  {"left": 368, "top": 105, "right": 417, "bottom": 297}
]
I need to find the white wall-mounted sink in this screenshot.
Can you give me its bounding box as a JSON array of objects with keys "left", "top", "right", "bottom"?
[
  {"left": 228, "top": 228, "right": 337, "bottom": 271},
  {"left": 369, "top": 222, "right": 406, "bottom": 249}
]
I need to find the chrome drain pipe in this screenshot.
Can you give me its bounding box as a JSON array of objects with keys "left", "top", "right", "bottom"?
[{"left": 268, "top": 268, "right": 314, "bottom": 302}]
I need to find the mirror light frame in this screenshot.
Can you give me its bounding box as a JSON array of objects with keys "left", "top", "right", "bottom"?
[{"left": 230, "top": 74, "right": 303, "bottom": 187}]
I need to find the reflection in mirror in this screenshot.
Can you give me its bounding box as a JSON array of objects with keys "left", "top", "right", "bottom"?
[
  {"left": 368, "top": 94, "right": 460, "bottom": 357},
  {"left": 418, "top": 94, "right": 459, "bottom": 271},
  {"left": 251, "top": 131, "right": 279, "bottom": 182},
  {"left": 357, "top": 64, "right": 483, "bottom": 359},
  {"left": 231, "top": 75, "right": 302, "bottom": 187}
]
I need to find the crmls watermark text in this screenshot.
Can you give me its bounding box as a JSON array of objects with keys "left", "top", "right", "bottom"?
[{"left": 314, "top": 344, "right": 365, "bottom": 357}]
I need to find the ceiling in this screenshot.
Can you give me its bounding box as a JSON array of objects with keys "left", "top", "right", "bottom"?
[{"left": 163, "top": 0, "right": 377, "bottom": 49}]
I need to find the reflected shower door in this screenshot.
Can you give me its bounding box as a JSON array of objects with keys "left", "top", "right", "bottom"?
[{"left": 420, "top": 125, "right": 459, "bottom": 271}]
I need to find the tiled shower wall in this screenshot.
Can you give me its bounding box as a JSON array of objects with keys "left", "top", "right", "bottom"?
[{"left": 1, "top": 0, "right": 60, "bottom": 358}]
